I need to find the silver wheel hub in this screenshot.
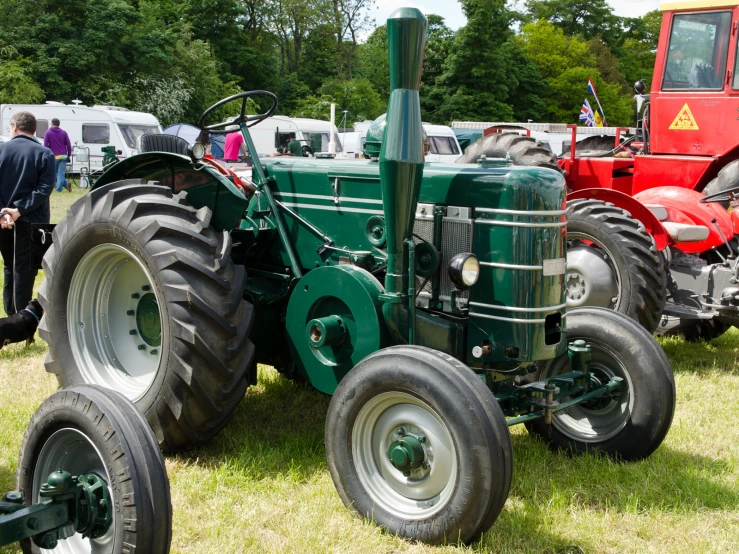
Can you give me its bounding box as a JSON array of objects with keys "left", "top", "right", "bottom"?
[
  {"left": 566, "top": 242, "right": 619, "bottom": 309},
  {"left": 67, "top": 244, "right": 163, "bottom": 401},
  {"left": 33, "top": 429, "right": 114, "bottom": 553},
  {"left": 352, "top": 392, "right": 457, "bottom": 520}
]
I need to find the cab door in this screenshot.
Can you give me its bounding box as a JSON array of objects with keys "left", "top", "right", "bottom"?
[{"left": 650, "top": 8, "right": 737, "bottom": 156}]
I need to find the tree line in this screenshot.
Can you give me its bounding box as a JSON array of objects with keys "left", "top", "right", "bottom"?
[{"left": 0, "top": 0, "right": 660, "bottom": 127}]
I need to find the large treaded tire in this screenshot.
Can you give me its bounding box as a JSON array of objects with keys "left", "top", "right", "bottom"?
[
  {"left": 18, "top": 385, "right": 172, "bottom": 553},
  {"left": 567, "top": 199, "right": 667, "bottom": 333},
  {"left": 527, "top": 308, "right": 675, "bottom": 461},
  {"left": 38, "top": 180, "right": 255, "bottom": 452},
  {"left": 457, "top": 131, "right": 562, "bottom": 172}
]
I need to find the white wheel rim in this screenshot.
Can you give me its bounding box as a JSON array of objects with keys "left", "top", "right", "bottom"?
[
  {"left": 32, "top": 428, "right": 114, "bottom": 553},
  {"left": 67, "top": 244, "right": 163, "bottom": 401},
  {"left": 352, "top": 391, "right": 457, "bottom": 520}
]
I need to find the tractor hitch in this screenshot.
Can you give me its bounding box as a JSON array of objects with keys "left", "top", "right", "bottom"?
[
  {"left": 0, "top": 470, "right": 112, "bottom": 549},
  {"left": 494, "top": 340, "right": 624, "bottom": 427}
]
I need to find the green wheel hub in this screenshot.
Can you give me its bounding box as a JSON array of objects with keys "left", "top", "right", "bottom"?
[
  {"left": 136, "top": 293, "right": 161, "bottom": 347},
  {"left": 387, "top": 433, "right": 426, "bottom": 473}
]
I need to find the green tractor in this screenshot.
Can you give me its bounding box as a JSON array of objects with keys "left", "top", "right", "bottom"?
[{"left": 38, "top": 8, "right": 675, "bottom": 544}]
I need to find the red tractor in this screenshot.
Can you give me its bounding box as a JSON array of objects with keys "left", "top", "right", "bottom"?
[{"left": 460, "top": 0, "right": 739, "bottom": 340}]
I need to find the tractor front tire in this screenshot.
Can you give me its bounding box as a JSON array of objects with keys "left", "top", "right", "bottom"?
[
  {"left": 456, "top": 132, "right": 562, "bottom": 172},
  {"left": 39, "top": 180, "right": 255, "bottom": 452},
  {"left": 527, "top": 308, "right": 675, "bottom": 461},
  {"left": 326, "top": 346, "right": 512, "bottom": 545},
  {"left": 18, "top": 385, "right": 171, "bottom": 554},
  {"left": 566, "top": 199, "right": 667, "bottom": 333}
]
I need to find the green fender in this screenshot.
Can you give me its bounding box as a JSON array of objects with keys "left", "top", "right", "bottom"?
[{"left": 92, "top": 153, "right": 249, "bottom": 232}]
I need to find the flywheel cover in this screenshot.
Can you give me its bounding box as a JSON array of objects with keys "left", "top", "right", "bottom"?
[{"left": 286, "top": 265, "right": 387, "bottom": 394}]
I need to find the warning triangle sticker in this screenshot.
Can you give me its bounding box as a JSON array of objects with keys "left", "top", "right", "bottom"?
[{"left": 669, "top": 103, "right": 699, "bottom": 130}]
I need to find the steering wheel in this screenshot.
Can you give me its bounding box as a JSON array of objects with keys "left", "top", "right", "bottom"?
[
  {"left": 700, "top": 184, "right": 739, "bottom": 204},
  {"left": 302, "top": 144, "right": 314, "bottom": 157},
  {"left": 197, "top": 90, "right": 278, "bottom": 134}
]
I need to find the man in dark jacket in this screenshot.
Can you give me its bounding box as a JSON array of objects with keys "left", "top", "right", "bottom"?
[
  {"left": 0, "top": 111, "right": 55, "bottom": 315},
  {"left": 43, "top": 118, "right": 73, "bottom": 192}
]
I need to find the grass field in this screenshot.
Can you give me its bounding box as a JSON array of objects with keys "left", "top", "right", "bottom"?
[{"left": 0, "top": 186, "right": 738, "bottom": 553}]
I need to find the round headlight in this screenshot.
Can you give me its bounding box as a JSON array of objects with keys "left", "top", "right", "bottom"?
[
  {"left": 449, "top": 253, "right": 480, "bottom": 289},
  {"left": 189, "top": 142, "right": 206, "bottom": 160}
]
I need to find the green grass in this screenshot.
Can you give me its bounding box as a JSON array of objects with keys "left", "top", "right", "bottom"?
[{"left": 0, "top": 188, "right": 738, "bottom": 553}]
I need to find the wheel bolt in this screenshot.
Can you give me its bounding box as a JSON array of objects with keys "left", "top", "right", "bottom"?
[
  {"left": 138, "top": 345, "right": 146, "bottom": 351},
  {"left": 127, "top": 310, "right": 135, "bottom": 316},
  {"left": 396, "top": 427, "right": 406, "bottom": 436},
  {"left": 129, "top": 329, "right": 137, "bottom": 335},
  {"left": 422, "top": 462, "right": 430, "bottom": 470},
  {"left": 403, "top": 471, "right": 411, "bottom": 477},
  {"left": 99, "top": 499, "right": 107, "bottom": 509},
  {"left": 150, "top": 349, "right": 158, "bottom": 355},
  {"left": 142, "top": 285, "right": 151, "bottom": 291},
  {"left": 131, "top": 293, "right": 140, "bottom": 299},
  {"left": 418, "top": 435, "right": 426, "bottom": 443}
]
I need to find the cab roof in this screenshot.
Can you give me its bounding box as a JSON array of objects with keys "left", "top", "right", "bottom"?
[{"left": 661, "top": 0, "right": 738, "bottom": 11}]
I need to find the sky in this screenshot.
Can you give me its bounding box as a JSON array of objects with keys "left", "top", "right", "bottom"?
[{"left": 372, "top": 0, "right": 662, "bottom": 31}]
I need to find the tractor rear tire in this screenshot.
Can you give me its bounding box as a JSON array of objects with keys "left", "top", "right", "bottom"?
[
  {"left": 679, "top": 320, "right": 730, "bottom": 342},
  {"left": 566, "top": 199, "right": 667, "bottom": 333},
  {"left": 456, "top": 132, "right": 562, "bottom": 172},
  {"left": 527, "top": 308, "right": 675, "bottom": 461},
  {"left": 18, "top": 385, "right": 171, "bottom": 554},
  {"left": 574, "top": 134, "right": 619, "bottom": 154},
  {"left": 38, "top": 180, "right": 255, "bottom": 452},
  {"left": 326, "top": 346, "right": 512, "bottom": 545}
]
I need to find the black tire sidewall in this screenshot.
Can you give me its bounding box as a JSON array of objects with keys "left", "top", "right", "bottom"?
[
  {"left": 18, "top": 386, "right": 169, "bottom": 553},
  {"left": 45, "top": 221, "right": 172, "bottom": 416},
  {"left": 326, "top": 350, "right": 508, "bottom": 544},
  {"left": 529, "top": 308, "right": 675, "bottom": 460}
]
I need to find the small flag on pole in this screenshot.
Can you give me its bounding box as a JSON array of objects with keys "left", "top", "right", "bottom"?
[
  {"left": 580, "top": 99, "right": 596, "bottom": 127},
  {"left": 587, "top": 77, "right": 608, "bottom": 126},
  {"left": 594, "top": 110, "right": 604, "bottom": 127}
]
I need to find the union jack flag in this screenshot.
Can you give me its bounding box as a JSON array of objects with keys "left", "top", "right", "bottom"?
[{"left": 579, "top": 98, "right": 596, "bottom": 127}]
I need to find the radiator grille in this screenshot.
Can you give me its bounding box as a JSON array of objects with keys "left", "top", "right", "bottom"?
[{"left": 413, "top": 207, "right": 473, "bottom": 306}]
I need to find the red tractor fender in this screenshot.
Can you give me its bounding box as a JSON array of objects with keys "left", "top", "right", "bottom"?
[
  {"left": 634, "top": 186, "right": 733, "bottom": 253},
  {"left": 567, "top": 189, "right": 670, "bottom": 250}
]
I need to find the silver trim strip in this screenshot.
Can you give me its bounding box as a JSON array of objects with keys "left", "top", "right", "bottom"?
[
  {"left": 469, "top": 301, "right": 567, "bottom": 313},
  {"left": 475, "top": 219, "right": 567, "bottom": 228},
  {"left": 280, "top": 202, "right": 384, "bottom": 215},
  {"left": 480, "top": 261, "right": 543, "bottom": 270},
  {"left": 475, "top": 208, "right": 566, "bottom": 216},
  {"left": 274, "top": 192, "right": 383, "bottom": 205},
  {"left": 470, "top": 312, "right": 546, "bottom": 324}
]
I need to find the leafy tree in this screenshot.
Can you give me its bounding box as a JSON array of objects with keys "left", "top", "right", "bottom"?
[
  {"left": 355, "top": 25, "right": 389, "bottom": 101},
  {"left": 293, "top": 77, "right": 383, "bottom": 122},
  {"left": 0, "top": 48, "right": 44, "bottom": 104},
  {"left": 525, "top": 0, "right": 623, "bottom": 46}
]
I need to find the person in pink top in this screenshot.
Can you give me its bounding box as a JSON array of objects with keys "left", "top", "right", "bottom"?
[{"left": 223, "top": 130, "right": 246, "bottom": 162}]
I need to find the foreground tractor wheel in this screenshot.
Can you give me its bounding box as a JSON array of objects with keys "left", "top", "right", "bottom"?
[
  {"left": 326, "top": 346, "right": 512, "bottom": 544},
  {"left": 39, "top": 180, "right": 255, "bottom": 451},
  {"left": 566, "top": 199, "right": 667, "bottom": 333},
  {"left": 527, "top": 308, "right": 675, "bottom": 461},
  {"left": 456, "top": 132, "right": 562, "bottom": 172},
  {"left": 17, "top": 385, "right": 171, "bottom": 554}
]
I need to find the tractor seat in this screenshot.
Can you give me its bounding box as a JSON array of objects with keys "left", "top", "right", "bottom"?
[
  {"left": 663, "top": 222, "right": 710, "bottom": 243},
  {"left": 138, "top": 134, "right": 189, "bottom": 156}
]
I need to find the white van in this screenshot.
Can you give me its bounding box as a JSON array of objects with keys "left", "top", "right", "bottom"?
[
  {"left": 0, "top": 102, "right": 162, "bottom": 172},
  {"left": 339, "top": 120, "right": 462, "bottom": 162},
  {"left": 246, "top": 115, "right": 344, "bottom": 157}
]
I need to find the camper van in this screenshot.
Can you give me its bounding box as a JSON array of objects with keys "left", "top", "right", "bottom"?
[
  {"left": 239, "top": 116, "right": 343, "bottom": 158},
  {"left": 340, "top": 120, "right": 462, "bottom": 162},
  {"left": 0, "top": 102, "right": 162, "bottom": 171}
]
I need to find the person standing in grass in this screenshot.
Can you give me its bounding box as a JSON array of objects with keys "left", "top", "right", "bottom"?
[
  {"left": 0, "top": 111, "right": 54, "bottom": 315},
  {"left": 43, "top": 118, "right": 72, "bottom": 192}
]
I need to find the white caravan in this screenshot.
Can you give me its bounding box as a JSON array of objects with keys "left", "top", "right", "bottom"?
[
  {"left": 339, "top": 120, "right": 462, "bottom": 162},
  {"left": 243, "top": 116, "right": 343, "bottom": 158},
  {"left": 0, "top": 102, "right": 162, "bottom": 171}
]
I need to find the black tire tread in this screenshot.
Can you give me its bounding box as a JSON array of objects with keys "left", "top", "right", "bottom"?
[
  {"left": 567, "top": 199, "right": 667, "bottom": 332},
  {"left": 457, "top": 132, "right": 562, "bottom": 172},
  {"left": 38, "top": 180, "right": 254, "bottom": 452}
]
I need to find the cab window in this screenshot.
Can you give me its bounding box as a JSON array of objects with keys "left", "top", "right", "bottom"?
[
  {"left": 662, "top": 11, "right": 731, "bottom": 90},
  {"left": 428, "top": 136, "right": 460, "bottom": 155}
]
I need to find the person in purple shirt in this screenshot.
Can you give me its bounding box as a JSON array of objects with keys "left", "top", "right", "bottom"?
[{"left": 43, "top": 118, "right": 72, "bottom": 192}]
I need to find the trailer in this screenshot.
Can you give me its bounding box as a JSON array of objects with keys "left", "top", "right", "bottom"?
[{"left": 0, "top": 102, "right": 162, "bottom": 172}]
